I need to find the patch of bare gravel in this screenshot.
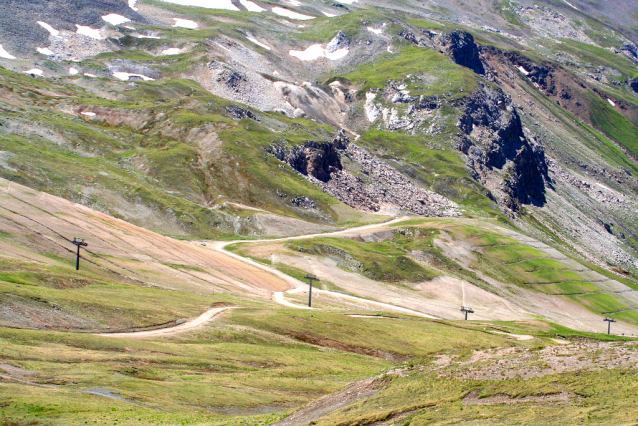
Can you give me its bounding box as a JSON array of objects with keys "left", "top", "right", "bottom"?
[
  {"left": 436, "top": 341, "right": 638, "bottom": 381},
  {"left": 462, "top": 390, "right": 579, "bottom": 406}
]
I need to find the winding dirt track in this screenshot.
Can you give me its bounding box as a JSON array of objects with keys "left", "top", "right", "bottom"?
[
  {"left": 210, "top": 217, "right": 437, "bottom": 318},
  {"left": 96, "top": 307, "right": 235, "bottom": 338},
  {"left": 97, "top": 217, "right": 436, "bottom": 339}
]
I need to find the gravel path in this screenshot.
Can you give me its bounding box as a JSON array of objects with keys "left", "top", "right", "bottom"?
[{"left": 96, "top": 307, "right": 234, "bottom": 338}]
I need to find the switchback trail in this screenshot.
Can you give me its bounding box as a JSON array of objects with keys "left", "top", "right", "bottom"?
[{"left": 209, "top": 217, "right": 437, "bottom": 318}]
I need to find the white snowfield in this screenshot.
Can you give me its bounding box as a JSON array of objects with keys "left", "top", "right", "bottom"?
[
  {"left": 129, "top": 0, "right": 139, "bottom": 11},
  {"left": 76, "top": 25, "right": 103, "bottom": 39},
  {"left": 284, "top": 0, "right": 301, "bottom": 6},
  {"left": 37, "top": 21, "right": 60, "bottom": 36},
  {"left": 135, "top": 34, "right": 162, "bottom": 39},
  {"left": 272, "top": 7, "right": 314, "bottom": 19},
  {"left": 290, "top": 44, "right": 348, "bottom": 60},
  {"left": 23, "top": 69, "right": 44, "bottom": 76},
  {"left": 366, "top": 26, "right": 382, "bottom": 34},
  {"left": 69, "top": 67, "right": 79, "bottom": 75},
  {"left": 0, "top": 45, "right": 16, "bottom": 60},
  {"left": 113, "top": 72, "right": 155, "bottom": 81},
  {"left": 240, "top": 0, "right": 265, "bottom": 12},
  {"left": 323, "top": 11, "right": 336, "bottom": 17},
  {"left": 159, "top": 0, "right": 239, "bottom": 10},
  {"left": 608, "top": 98, "right": 616, "bottom": 107},
  {"left": 247, "top": 36, "right": 271, "bottom": 50},
  {"left": 37, "top": 47, "right": 54, "bottom": 56},
  {"left": 102, "top": 14, "right": 131, "bottom": 25},
  {"left": 81, "top": 112, "right": 97, "bottom": 117},
  {"left": 161, "top": 48, "right": 181, "bottom": 55},
  {"left": 172, "top": 18, "right": 199, "bottom": 29},
  {"left": 83, "top": 73, "right": 97, "bottom": 77},
  {"left": 112, "top": 72, "right": 155, "bottom": 81},
  {"left": 333, "top": 0, "right": 357, "bottom": 3}
]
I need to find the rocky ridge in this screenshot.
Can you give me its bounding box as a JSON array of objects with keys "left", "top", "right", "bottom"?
[
  {"left": 268, "top": 131, "right": 459, "bottom": 217},
  {"left": 456, "top": 83, "right": 549, "bottom": 212}
]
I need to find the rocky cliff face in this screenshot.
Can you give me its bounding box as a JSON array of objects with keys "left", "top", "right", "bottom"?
[
  {"left": 401, "top": 29, "right": 485, "bottom": 75},
  {"left": 456, "top": 83, "right": 549, "bottom": 212},
  {"left": 439, "top": 31, "right": 485, "bottom": 75},
  {"left": 268, "top": 131, "right": 459, "bottom": 216},
  {"left": 267, "top": 137, "right": 344, "bottom": 183}
]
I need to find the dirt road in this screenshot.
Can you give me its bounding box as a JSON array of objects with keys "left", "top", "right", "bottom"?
[
  {"left": 96, "top": 307, "right": 234, "bottom": 338},
  {"left": 209, "top": 217, "right": 438, "bottom": 318}
]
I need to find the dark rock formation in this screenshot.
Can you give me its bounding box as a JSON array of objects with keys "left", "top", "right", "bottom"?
[
  {"left": 226, "top": 105, "right": 260, "bottom": 122},
  {"left": 327, "top": 30, "right": 350, "bottom": 52},
  {"left": 457, "top": 84, "right": 548, "bottom": 211},
  {"left": 621, "top": 42, "right": 638, "bottom": 63},
  {"left": 215, "top": 68, "right": 247, "bottom": 93},
  {"left": 488, "top": 48, "right": 557, "bottom": 94},
  {"left": 400, "top": 29, "right": 485, "bottom": 75},
  {"left": 267, "top": 138, "right": 343, "bottom": 183},
  {"left": 439, "top": 31, "right": 485, "bottom": 75},
  {"left": 630, "top": 78, "right": 638, "bottom": 93},
  {"left": 268, "top": 131, "right": 459, "bottom": 217}
]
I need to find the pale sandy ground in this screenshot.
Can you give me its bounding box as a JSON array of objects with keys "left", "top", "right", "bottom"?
[{"left": 0, "top": 178, "right": 291, "bottom": 301}]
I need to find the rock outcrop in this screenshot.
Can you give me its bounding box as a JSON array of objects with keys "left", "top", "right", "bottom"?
[
  {"left": 621, "top": 42, "right": 638, "bottom": 64},
  {"left": 438, "top": 31, "right": 485, "bottom": 75},
  {"left": 267, "top": 139, "right": 343, "bottom": 183},
  {"left": 226, "top": 105, "right": 260, "bottom": 121},
  {"left": 400, "top": 29, "right": 485, "bottom": 75},
  {"left": 456, "top": 83, "right": 548, "bottom": 212},
  {"left": 268, "top": 131, "right": 459, "bottom": 217}
]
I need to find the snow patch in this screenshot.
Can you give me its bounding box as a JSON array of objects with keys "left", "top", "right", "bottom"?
[
  {"left": 322, "top": 12, "right": 336, "bottom": 17},
  {"left": 247, "top": 36, "right": 271, "bottom": 50},
  {"left": 272, "top": 7, "right": 314, "bottom": 20},
  {"left": 284, "top": 0, "right": 301, "bottom": 5},
  {"left": 333, "top": 0, "right": 357, "bottom": 3},
  {"left": 76, "top": 25, "right": 103, "bottom": 40},
  {"left": 172, "top": 18, "right": 198, "bottom": 29},
  {"left": 112, "top": 72, "right": 155, "bottom": 81},
  {"left": 135, "top": 34, "right": 162, "bottom": 39},
  {"left": 517, "top": 66, "right": 530, "bottom": 75},
  {"left": 0, "top": 45, "right": 16, "bottom": 60},
  {"left": 37, "top": 21, "right": 60, "bottom": 36},
  {"left": 239, "top": 0, "right": 265, "bottom": 12},
  {"left": 159, "top": 0, "right": 239, "bottom": 10},
  {"left": 161, "top": 48, "right": 181, "bottom": 55},
  {"left": 608, "top": 98, "right": 616, "bottom": 107},
  {"left": 81, "top": 112, "right": 97, "bottom": 117},
  {"left": 366, "top": 26, "right": 382, "bottom": 34},
  {"left": 129, "top": 0, "right": 139, "bottom": 10},
  {"left": 69, "top": 67, "right": 79, "bottom": 75},
  {"left": 562, "top": 0, "right": 578, "bottom": 10},
  {"left": 290, "top": 44, "right": 348, "bottom": 60},
  {"left": 326, "top": 48, "right": 348, "bottom": 60},
  {"left": 365, "top": 91, "right": 381, "bottom": 122},
  {"left": 290, "top": 31, "right": 349, "bottom": 60},
  {"left": 23, "top": 68, "right": 43, "bottom": 76},
  {"left": 102, "top": 14, "right": 131, "bottom": 25},
  {"left": 83, "top": 73, "right": 97, "bottom": 77},
  {"left": 37, "top": 47, "right": 55, "bottom": 56}
]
